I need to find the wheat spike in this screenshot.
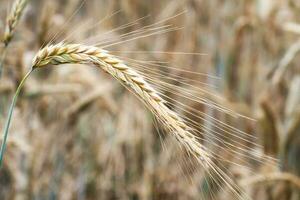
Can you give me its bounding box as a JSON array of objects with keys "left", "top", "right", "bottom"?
[
  {"left": 3, "top": 0, "right": 29, "bottom": 47},
  {"left": 31, "top": 43, "right": 249, "bottom": 198},
  {"left": 32, "top": 43, "right": 209, "bottom": 161}
]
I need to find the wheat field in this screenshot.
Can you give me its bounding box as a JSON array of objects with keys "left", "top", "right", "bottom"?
[{"left": 0, "top": 0, "right": 300, "bottom": 200}]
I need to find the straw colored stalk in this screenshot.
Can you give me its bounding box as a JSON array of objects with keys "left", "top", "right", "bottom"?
[{"left": 32, "top": 43, "right": 210, "bottom": 165}]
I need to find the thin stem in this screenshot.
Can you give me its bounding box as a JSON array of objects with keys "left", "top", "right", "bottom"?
[
  {"left": 0, "top": 47, "right": 8, "bottom": 78},
  {"left": 0, "top": 69, "right": 32, "bottom": 167}
]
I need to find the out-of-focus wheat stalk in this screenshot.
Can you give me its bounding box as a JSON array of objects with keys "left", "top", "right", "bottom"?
[
  {"left": 240, "top": 172, "right": 300, "bottom": 189},
  {"left": 0, "top": 0, "right": 29, "bottom": 77}
]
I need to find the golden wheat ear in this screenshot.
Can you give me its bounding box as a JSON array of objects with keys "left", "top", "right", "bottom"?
[
  {"left": 29, "top": 43, "right": 250, "bottom": 199},
  {"left": 32, "top": 43, "right": 209, "bottom": 161}
]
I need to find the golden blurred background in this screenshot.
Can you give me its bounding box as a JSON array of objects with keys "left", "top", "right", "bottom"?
[{"left": 0, "top": 0, "right": 299, "bottom": 199}]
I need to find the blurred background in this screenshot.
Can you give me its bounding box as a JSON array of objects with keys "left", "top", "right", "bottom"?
[{"left": 0, "top": 0, "right": 300, "bottom": 199}]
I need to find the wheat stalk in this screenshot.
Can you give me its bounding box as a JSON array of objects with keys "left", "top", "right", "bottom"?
[
  {"left": 0, "top": 70, "right": 31, "bottom": 166},
  {"left": 32, "top": 43, "right": 210, "bottom": 162}
]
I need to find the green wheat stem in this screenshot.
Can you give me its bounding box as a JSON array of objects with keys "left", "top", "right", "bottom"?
[
  {"left": 0, "top": 47, "right": 8, "bottom": 78},
  {"left": 0, "top": 69, "right": 32, "bottom": 167}
]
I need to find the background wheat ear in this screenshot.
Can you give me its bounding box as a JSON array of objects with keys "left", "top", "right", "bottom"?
[
  {"left": 3, "top": 0, "right": 29, "bottom": 47},
  {"left": 0, "top": 0, "right": 29, "bottom": 77}
]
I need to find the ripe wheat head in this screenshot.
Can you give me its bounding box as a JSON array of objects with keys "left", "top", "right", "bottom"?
[{"left": 32, "top": 43, "right": 211, "bottom": 165}]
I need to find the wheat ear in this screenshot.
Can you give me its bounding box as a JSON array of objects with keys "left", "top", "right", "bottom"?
[
  {"left": 32, "top": 43, "right": 210, "bottom": 163},
  {"left": 0, "top": 0, "right": 29, "bottom": 77},
  {"left": 0, "top": 42, "right": 244, "bottom": 198},
  {"left": 3, "top": 0, "right": 29, "bottom": 47}
]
